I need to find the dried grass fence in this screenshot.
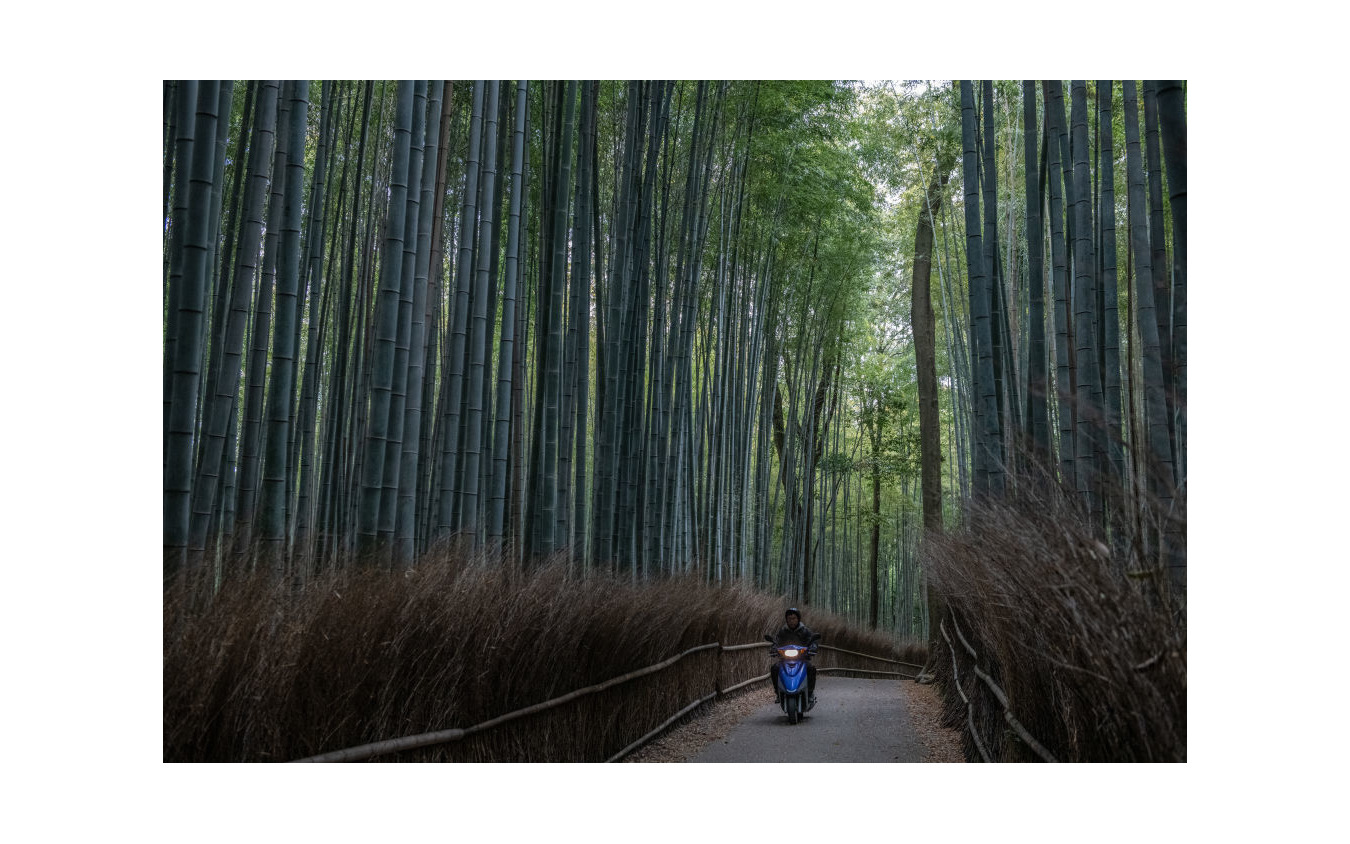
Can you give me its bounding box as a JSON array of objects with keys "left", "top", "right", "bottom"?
[
  {"left": 925, "top": 485, "right": 1187, "bottom": 763},
  {"left": 292, "top": 639, "right": 915, "bottom": 762},
  {"left": 164, "top": 555, "right": 922, "bottom": 762},
  {"left": 939, "top": 616, "right": 1056, "bottom": 763}
]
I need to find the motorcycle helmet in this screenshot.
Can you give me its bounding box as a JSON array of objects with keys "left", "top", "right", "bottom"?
[{"left": 785, "top": 607, "right": 801, "bottom": 620}]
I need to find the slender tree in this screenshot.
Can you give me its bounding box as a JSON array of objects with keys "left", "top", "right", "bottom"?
[
  {"left": 489, "top": 81, "right": 529, "bottom": 548},
  {"left": 1121, "top": 81, "right": 1176, "bottom": 508},
  {"left": 292, "top": 82, "right": 339, "bottom": 564},
  {"left": 232, "top": 90, "right": 293, "bottom": 557},
  {"left": 163, "top": 81, "right": 198, "bottom": 465},
  {"left": 187, "top": 81, "right": 280, "bottom": 567},
  {"left": 395, "top": 80, "right": 446, "bottom": 565},
  {"left": 357, "top": 81, "right": 414, "bottom": 557},
  {"left": 980, "top": 81, "right": 1008, "bottom": 469},
  {"left": 319, "top": 81, "right": 374, "bottom": 562},
  {"left": 1142, "top": 81, "right": 1175, "bottom": 461},
  {"left": 164, "top": 81, "right": 222, "bottom": 577},
  {"left": 1069, "top": 81, "right": 1103, "bottom": 522},
  {"left": 959, "top": 80, "right": 1003, "bottom": 496},
  {"left": 1156, "top": 80, "right": 1187, "bottom": 496},
  {"left": 379, "top": 81, "right": 428, "bottom": 546},
  {"left": 1023, "top": 81, "right": 1050, "bottom": 463},
  {"left": 1042, "top": 81, "right": 1075, "bottom": 482},
  {"left": 527, "top": 80, "right": 577, "bottom": 562},
  {"left": 1097, "top": 81, "right": 1124, "bottom": 497},
  {"left": 257, "top": 80, "right": 310, "bottom": 570},
  {"left": 460, "top": 80, "right": 502, "bottom": 543},
  {"left": 569, "top": 80, "right": 597, "bottom": 567},
  {"left": 913, "top": 165, "right": 947, "bottom": 529},
  {"left": 436, "top": 80, "right": 485, "bottom": 538}
]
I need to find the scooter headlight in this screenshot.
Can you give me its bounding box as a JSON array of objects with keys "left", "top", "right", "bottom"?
[{"left": 782, "top": 648, "right": 800, "bottom": 658}]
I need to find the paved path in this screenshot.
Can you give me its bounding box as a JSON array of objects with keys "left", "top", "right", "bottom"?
[{"left": 691, "top": 676, "right": 921, "bottom": 762}]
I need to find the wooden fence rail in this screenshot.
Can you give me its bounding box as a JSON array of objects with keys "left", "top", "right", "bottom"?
[
  {"left": 819, "top": 644, "right": 925, "bottom": 669},
  {"left": 292, "top": 637, "right": 907, "bottom": 763},
  {"left": 817, "top": 644, "right": 922, "bottom": 678},
  {"left": 941, "top": 615, "right": 1058, "bottom": 763}
]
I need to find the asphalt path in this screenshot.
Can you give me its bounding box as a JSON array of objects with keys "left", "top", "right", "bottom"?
[{"left": 691, "top": 676, "right": 921, "bottom": 763}]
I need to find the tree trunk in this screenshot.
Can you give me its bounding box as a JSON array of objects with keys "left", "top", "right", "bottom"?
[
  {"left": 460, "top": 81, "right": 502, "bottom": 544},
  {"left": 959, "top": 81, "right": 1003, "bottom": 497},
  {"left": 164, "top": 81, "right": 221, "bottom": 578},
  {"left": 258, "top": 80, "right": 310, "bottom": 573},
  {"left": 1023, "top": 81, "right": 1050, "bottom": 465},
  {"left": 913, "top": 166, "right": 946, "bottom": 530},
  {"left": 1043, "top": 81, "right": 1074, "bottom": 483},
  {"left": 186, "top": 81, "right": 279, "bottom": 569},
  {"left": 394, "top": 80, "right": 446, "bottom": 566},
  {"left": 1097, "top": 81, "right": 1125, "bottom": 497},
  {"left": 356, "top": 81, "right": 414, "bottom": 559},
  {"left": 436, "top": 80, "right": 485, "bottom": 538},
  {"left": 1156, "top": 80, "right": 1187, "bottom": 500},
  {"left": 980, "top": 81, "right": 1008, "bottom": 472},
  {"left": 1069, "top": 81, "right": 1103, "bottom": 525},
  {"left": 1142, "top": 81, "right": 1175, "bottom": 465},
  {"left": 490, "top": 81, "right": 529, "bottom": 548},
  {"left": 1121, "top": 80, "right": 1176, "bottom": 515}
]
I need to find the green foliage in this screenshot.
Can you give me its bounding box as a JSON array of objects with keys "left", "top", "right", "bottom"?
[{"left": 738, "top": 80, "right": 883, "bottom": 341}]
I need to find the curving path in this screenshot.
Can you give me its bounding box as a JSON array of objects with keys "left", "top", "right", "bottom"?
[{"left": 690, "top": 676, "right": 922, "bottom": 763}]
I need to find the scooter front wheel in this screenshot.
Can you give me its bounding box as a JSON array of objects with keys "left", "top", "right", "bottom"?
[{"left": 786, "top": 694, "right": 800, "bottom": 725}]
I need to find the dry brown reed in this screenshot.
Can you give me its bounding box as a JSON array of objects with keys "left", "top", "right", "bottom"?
[
  {"left": 164, "top": 548, "right": 912, "bottom": 762},
  {"left": 923, "top": 478, "right": 1186, "bottom": 762}
]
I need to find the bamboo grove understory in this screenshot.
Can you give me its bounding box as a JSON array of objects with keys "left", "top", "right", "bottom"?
[{"left": 163, "top": 80, "right": 1186, "bottom": 638}]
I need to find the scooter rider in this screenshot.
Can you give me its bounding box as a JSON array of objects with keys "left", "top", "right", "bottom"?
[{"left": 769, "top": 608, "right": 817, "bottom": 705}]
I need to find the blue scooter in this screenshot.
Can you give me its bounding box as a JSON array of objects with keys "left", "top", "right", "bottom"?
[{"left": 765, "top": 633, "right": 820, "bottom": 724}]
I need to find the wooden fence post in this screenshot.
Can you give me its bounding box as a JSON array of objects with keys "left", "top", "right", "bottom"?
[{"left": 715, "top": 641, "right": 723, "bottom": 697}]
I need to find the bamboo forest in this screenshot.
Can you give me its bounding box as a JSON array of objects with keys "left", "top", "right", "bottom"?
[{"left": 163, "top": 79, "right": 1187, "bottom": 765}]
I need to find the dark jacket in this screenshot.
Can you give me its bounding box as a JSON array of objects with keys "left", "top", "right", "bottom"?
[{"left": 771, "top": 622, "right": 817, "bottom": 648}]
